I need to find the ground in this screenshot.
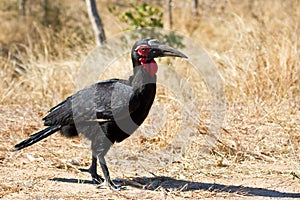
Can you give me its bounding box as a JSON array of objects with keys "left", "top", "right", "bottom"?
[{"left": 0, "top": 104, "right": 299, "bottom": 199}]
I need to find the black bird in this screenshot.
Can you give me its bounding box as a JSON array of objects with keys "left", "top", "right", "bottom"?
[{"left": 13, "top": 39, "right": 187, "bottom": 190}]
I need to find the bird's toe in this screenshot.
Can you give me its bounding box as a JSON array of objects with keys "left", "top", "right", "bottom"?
[
  {"left": 98, "top": 180, "right": 122, "bottom": 190},
  {"left": 109, "top": 182, "right": 122, "bottom": 191},
  {"left": 92, "top": 176, "right": 104, "bottom": 185}
]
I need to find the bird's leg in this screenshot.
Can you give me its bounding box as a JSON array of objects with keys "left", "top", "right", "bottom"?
[
  {"left": 80, "top": 154, "right": 104, "bottom": 184},
  {"left": 98, "top": 155, "right": 121, "bottom": 190},
  {"left": 89, "top": 155, "right": 104, "bottom": 184}
]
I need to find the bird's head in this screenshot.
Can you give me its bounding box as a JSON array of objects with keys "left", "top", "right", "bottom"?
[{"left": 132, "top": 39, "right": 187, "bottom": 77}]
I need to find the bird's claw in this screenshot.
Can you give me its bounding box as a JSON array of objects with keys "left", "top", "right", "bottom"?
[
  {"left": 109, "top": 181, "right": 122, "bottom": 191},
  {"left": 92, "top": 175, "right": 104, "bottom": 185},
  {"left": 79, "top": 167, "right": 104, "bottom": 185},
  {"left": 96, "top": 180, "right": 122, "bottom": 190}
]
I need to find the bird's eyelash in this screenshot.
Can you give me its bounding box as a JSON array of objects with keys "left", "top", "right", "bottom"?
[{"left": 135, "top": 45, "right": 150, "bottom": 52}]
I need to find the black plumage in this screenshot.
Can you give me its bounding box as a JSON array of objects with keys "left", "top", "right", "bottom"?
[{"left": 13, "top": 39, "right": 187, "bottom": 190}]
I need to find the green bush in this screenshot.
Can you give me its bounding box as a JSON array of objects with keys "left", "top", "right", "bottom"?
[{"left": 108, "top": 3, "right": 184, "bottom": 49}]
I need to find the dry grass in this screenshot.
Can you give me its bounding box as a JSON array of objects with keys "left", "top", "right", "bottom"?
[{"left": 0, "top": 0, "right": 299, "bottom": 199}]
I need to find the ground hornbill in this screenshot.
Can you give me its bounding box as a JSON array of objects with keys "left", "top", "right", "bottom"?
[{"left": 13, "top": 39, "right": 187, "bottom": 190}]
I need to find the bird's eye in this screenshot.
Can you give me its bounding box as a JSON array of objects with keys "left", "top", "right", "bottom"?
[
  {"left": 152, "top": 50, "right": 156, "bottom": 54},
  {"left": 141, "top": 48, "right": 146, "bottom": 51}
]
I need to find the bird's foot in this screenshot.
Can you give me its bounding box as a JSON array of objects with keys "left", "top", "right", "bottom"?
[
  {"left": 96, "top": 180, "right": 122, "bottom": 191},
  {"left": 91, "top": 174, "right": 104, "bottom": 185},
  {"left": 79, "top": 168, "right": 104, "bottom": 185},
  {"left": 108, "top": 180, "right": 122, "bottom": 191}
]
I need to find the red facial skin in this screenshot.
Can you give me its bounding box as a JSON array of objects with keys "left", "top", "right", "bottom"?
[{"left": 135, "top": 45, "right": 158, "bottom": 77}]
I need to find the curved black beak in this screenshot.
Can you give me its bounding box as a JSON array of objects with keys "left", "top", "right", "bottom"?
[
  {"left": 147, "top": 39, "right": 188, "bottom": 59},
  {"left": 157, "top": 44, "right": 188, "bottom": 59}
]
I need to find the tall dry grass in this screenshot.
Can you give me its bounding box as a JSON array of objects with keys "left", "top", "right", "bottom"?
[{"left": 170, "top": 0, "right": 299, "bottom": 174}]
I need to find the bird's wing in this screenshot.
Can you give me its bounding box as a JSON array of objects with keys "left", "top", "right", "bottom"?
[
  {"left": 95, "top": 80, "right": 141, "bottom": 121},
  {"left": 43, "top": 96, "right": 73, "bottom": 126},
  {"left": 43, "top": 79, "right": 140, "bottom": 126}
]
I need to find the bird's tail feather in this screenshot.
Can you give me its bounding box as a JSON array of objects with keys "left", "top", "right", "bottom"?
[{"left": 13, "top": 125, "right": 61, "bottom": 151}]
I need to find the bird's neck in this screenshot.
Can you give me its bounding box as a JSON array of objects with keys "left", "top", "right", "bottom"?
[
  {"left": 131, "top": 59, "right": 157, "bottom": 91},
  {"left": 132, "top": 57, "right": 158, "bottom": 76},
  {"left": 138, "top": 58, "right": 158, "bottom": 77}
]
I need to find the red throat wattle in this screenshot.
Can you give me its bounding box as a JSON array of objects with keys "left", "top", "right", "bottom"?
[{"left": 139, "top": 58, "right": 158, "bottom": 77}]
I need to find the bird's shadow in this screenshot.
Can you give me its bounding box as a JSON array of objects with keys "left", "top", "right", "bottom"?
[{"left": 50, "top": 176, "right": 300, "bottom": 198}]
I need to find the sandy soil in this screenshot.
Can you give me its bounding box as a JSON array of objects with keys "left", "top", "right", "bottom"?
[{"left": 0, "top": 105, "right": 299, "bottom": 199}]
